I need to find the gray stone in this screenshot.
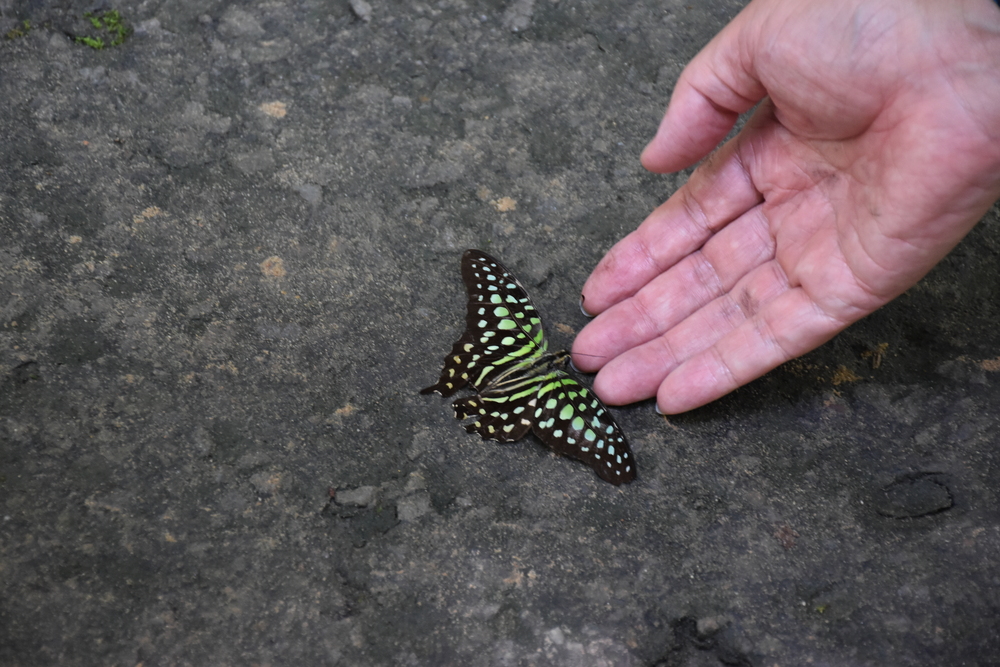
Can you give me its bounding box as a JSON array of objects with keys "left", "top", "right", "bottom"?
[
  {"left": 335, "top": 486, "right": 377, "bottom": 507},
  {"left": 397, "top": 492, "right": 432, "bottom": 522},
  {"left": 349, "top": 0, "right": 372, "bottom": 22},
  {"left": 876, "top": 475, "right": 954, "bottom": 519}
]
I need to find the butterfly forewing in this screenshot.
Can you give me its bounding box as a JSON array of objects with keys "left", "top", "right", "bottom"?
[
  {"left": 422, "top": 249, "right": 637, "bottom": 485},
  {"left": 422, "top": 250, "right": 546, "bottom": 396},
  {"left": 460, "top": 250, "right": 547, "bottom": 357},
  {"left": 527, "top": 372, "right": 635, "bottom": 485}
]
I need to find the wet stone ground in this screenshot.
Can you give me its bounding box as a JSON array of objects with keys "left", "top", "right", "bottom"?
[{"left": 2, "top": 0, "right": 1000, "bottom": 665}]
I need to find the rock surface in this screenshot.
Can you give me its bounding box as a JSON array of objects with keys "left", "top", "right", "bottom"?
[{"left": 2, "top": 1, "right": 999, "bottom": 665}]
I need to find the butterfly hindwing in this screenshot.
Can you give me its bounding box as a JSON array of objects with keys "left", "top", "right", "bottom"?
[{"left": 452, "top": 390, "right": 534, "bottom": 443}]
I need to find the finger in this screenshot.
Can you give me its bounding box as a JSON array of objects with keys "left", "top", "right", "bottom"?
[
  {"left": 580, "top": 136, "right": 763, "bottom": 316},
  {"left": 641, "top": 8, "right": 766, "bottom": 173},
  {"left": 655, "top": 288, "right": 847, "bottom": 414},
  {"left": 573, "top": 205, "right": 775, "bottom": 371},
  {"left": 591, "top": 258, "right": 790, "bottom": 405}
]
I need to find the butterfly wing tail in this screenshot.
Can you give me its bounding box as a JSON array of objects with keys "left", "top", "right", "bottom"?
[{"left": 452, "top": 395, "right": 532, "bottom": 443}]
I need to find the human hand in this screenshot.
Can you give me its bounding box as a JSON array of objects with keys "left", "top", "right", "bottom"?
[{"left": 573, "top": 0, "right": 1000, "bottom": 414}]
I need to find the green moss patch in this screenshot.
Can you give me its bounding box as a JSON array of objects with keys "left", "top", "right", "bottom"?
[
  {"left": 75, "top": 10, "right": 131, "bottom": 49},
  {"left": 4, "top": 20, "right": 31, "bottom": 40}
]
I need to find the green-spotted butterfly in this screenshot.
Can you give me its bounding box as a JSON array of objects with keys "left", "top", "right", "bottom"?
[{"left": 421, "top": 249, "right": 635, "bottom": 485}]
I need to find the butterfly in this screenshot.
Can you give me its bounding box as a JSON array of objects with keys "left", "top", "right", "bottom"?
[{"left": 421, "top": 249, "right": 635, "bottom": 485}]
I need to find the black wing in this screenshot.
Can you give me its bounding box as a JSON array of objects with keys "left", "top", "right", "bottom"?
[
  {"left": 527, "top": 370, "right": 635, "bottom": 485},
  {"left": 422, "top": 249, "right": 548, "bottom": 396},
  {"left": 452, "top": 365, "right": 635, "bottom": 485}
]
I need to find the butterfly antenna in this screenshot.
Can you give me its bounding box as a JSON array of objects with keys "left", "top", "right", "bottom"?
[{"left": 570, "top": 351, "right": 606, "bottom": 359}]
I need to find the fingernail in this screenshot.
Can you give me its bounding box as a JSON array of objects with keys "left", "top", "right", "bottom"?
[
  {"left": 569, "top": 358, "right": 580, "bottom": 373},
  {"left": 579, "top": 295, "right": 593, "bottom": 317},
  {"left": 640, "top": 142, "right": 653, "bottom": 162},
  {"left": 654, "top": 403, "right": 664, "bottom": 415}
]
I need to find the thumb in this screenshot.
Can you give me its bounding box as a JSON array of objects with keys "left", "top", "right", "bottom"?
[{"left": 640, "top": 9, "right": 767, "bottom": 174}]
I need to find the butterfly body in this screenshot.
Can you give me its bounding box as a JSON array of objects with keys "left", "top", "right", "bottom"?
[{"left": 422, "top": 250, "right": 636, "bottom": 485}]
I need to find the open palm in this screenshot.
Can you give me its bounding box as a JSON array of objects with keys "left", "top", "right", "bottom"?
[{"left": 573, "top": 0, "right": 1000, "bottom": 413}]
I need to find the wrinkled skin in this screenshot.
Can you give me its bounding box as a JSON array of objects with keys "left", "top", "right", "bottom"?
[{"left": 573, "top": 0, "right": 1000, "bottom": 413}]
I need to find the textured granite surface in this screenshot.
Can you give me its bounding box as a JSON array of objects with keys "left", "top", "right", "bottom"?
[{"left": 2, "top": 1, "right": 999, "bottom": 665}]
